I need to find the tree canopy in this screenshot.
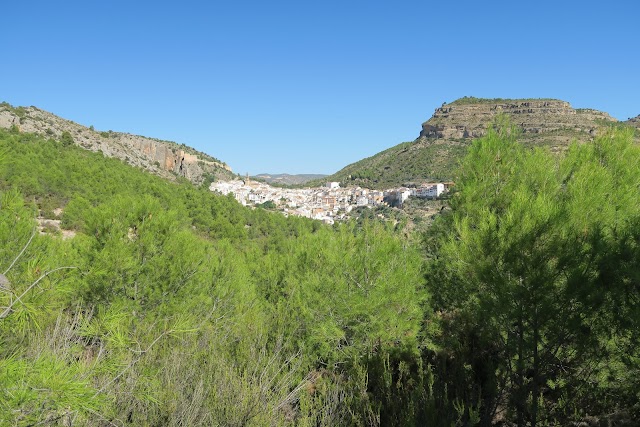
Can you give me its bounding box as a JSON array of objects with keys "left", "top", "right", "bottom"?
[
  {"left": 427, "top": 120, "right": 640, "bottom": 425},
  {"left": 1, "top": 122, "right": 639, "bottom": 426}
]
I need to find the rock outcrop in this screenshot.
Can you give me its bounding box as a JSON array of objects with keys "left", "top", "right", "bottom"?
[
  {"left": 420, "top": 98, "right": 616, "bottom": 142},
  {"left": 0, "top": 103, "right": 234, "bottom": 185}
]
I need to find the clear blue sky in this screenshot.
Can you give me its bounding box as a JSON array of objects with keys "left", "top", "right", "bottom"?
[{"left": 2, "top": 1, "right": 639, "bottom": 175}]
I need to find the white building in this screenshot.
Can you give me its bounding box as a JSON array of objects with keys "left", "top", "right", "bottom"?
[
  {"left": 326, "top": 181, "right": 340, "bottom": 189},
  {"left": 356, "top": 196, "right": 369, "bottom": 207},
  {"left": 416, "top": 183, "right": 445, "bottom": 199}
]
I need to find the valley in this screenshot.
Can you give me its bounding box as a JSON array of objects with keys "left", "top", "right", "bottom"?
[
  {"left": 211, "top": 178, "right": 449, "bottom": 223},
  {"left": 1, "top": 98, "right": 639, "bottom": 426}
]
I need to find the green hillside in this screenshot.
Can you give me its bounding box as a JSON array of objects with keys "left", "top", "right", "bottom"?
[
  {"left": 315, "top": 97, "right": 636, "bottom": 189},
  {"left": 253, "top": 173, "right": 328, "bottom": 185},
  {"left": 308, "top": 138, "right": 467, "bottom": 189},
  {"left": 0, "top": 102, "right": 236, "bottom": 186},
  {"left": 1, "top": 122, "right": 639, "bottom": 426},
  {"left": 0, "top": 128, "right": 427, "bottom": 426}
]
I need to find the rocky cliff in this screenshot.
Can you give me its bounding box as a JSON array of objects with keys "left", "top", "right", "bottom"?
[
  {"left": 420, "top": 97, "right": 615, "bottom": 145},
  {"left": 0, "top": 103, "right": 234, "bottom": 184},
  {"left": 316, "top": 97, "right": 623, "bottom": 189}
]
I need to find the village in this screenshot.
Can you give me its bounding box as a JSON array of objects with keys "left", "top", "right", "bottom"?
[{"left": 209, "top": 178, "right": 453, "bottom": 223}]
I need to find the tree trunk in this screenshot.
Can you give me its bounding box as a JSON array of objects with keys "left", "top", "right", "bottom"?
[
  {"left": 531, "top": 308, "right": 540, "bottom": 427},
  {"left": 516, "top": 311, "right": 525, "bottom": 427}
]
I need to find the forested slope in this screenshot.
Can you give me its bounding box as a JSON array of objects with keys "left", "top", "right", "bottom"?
[
  {"left": 0, "top": 128, "right": 426, "bottom": 426},
  {"left": 424, "top": 121, "right": 640, "bottom": 426},
  {"left": 1, "top": 123, "right": 639, "bottom": 426}
]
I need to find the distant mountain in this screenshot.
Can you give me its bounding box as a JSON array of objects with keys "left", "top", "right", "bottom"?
[
  {"left": 316, "top": 97, "right": 627, "bottom": 189},
  {"left": 253, "top": 173, "right": 327, "bottom": 185},
  {"left": 0, "top": 102, "right": 235, "bottom": 185}
]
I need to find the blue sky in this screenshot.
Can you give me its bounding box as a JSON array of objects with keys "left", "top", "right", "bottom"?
[{"left": 3, "top": 1, "right": 639, "bottom": 174}]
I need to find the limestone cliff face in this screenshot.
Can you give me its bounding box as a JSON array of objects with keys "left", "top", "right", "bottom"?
[
  {"left": 0, "top": 103, "right": 233, "bottom": 184},
  {"left": 420, "top": 99, "right": 616, "bottom": 141}
]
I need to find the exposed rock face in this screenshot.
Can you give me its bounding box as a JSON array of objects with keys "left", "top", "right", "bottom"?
[
  {"left": 0, "top": 103, "right": 233, "bottom": 185},
  {"left": 420, "top": 99, "right": 616, "bottom": 141}
]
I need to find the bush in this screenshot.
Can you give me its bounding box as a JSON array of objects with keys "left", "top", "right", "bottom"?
[{"left": 60, "top": 131, "right": 74, "bottom": 147}]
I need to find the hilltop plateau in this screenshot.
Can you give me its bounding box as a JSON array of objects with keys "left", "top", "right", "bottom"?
[
  {"left": 316, "top": 97, "right": 635, "bottom": 189},
  {"left": 0, "top": 102, "right": 235, "bottom": 185}
]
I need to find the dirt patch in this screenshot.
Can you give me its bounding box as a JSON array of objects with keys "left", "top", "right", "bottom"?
[{"left": 37, "top": 218, "right": 76, "bottom": 240}]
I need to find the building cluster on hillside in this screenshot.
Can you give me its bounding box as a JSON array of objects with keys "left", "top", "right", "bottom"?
[
  {"left": 210, "top": 179, "right": 452, "bottom": 223},
  {"left": 383, "top": 182, "right": 453, "bottom": 207}
]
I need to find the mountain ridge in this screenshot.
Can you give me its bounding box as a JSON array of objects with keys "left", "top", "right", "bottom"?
[{"left": 0, "top": 102, "right": 235, "bottom": 185}]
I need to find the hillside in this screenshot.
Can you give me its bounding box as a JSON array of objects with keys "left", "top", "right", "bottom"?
[
  {"left": 252, "top": 173, "right": 327, "bottom": 185},
  {"left": 316, "top": 97, "right": 628, "bottom": 189},
  {"left": 0, "top": 102, "right": 235, "bottom": 185},
  {"left": 0, "top": 127, "right": 427, "bottom": 425},
  {"left": 1, "top": 112, "right": 639, "bottom": 426},
  {"left": 627, "top": 114, "right": 640, "bottom": 128}
]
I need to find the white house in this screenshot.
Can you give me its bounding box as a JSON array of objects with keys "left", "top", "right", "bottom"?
[
  {"left": 356, "top": 196, "right": 369, "bottom": 207},
  {"left": 326, "top": 181, "right": 340, "bottom": 189},
  {"left": 416, "top": 183, "right": 445, "bottom": 199}
]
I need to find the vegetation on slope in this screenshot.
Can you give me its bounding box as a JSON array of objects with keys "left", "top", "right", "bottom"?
[
  {"left": 0, "top": 101, "right": 236, "bottom": 185},
  {"left": 0, "top": 128, "right": 426, "bottom": 425},
  {"left": 316, "top": 98, "right": 638, "bottom": 190},
  {"left": 307, "top": 140, "right": 466, "bottom": 189},
  {"left": 1, "top": 121, "right": 639, "bottom": 426},
  {"left": 425, "top": 120, "right": 640, "bottom": 425},
  {"left": 315, "top": 125, "right": 639, "bottom": 191},
  {"left": 252, "top": 173, "right": 328, "bottom": 186}
]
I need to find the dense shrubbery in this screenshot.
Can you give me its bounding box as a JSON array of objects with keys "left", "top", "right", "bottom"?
[
  {"left": 424, "top": 121, "right": 640, "bottom": 425},
  {"left": 0, "top": 124, "right": 638, "bottom": 426},
  {"left": 0, "top": 129, "right": 427, "bottom": 425}
]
